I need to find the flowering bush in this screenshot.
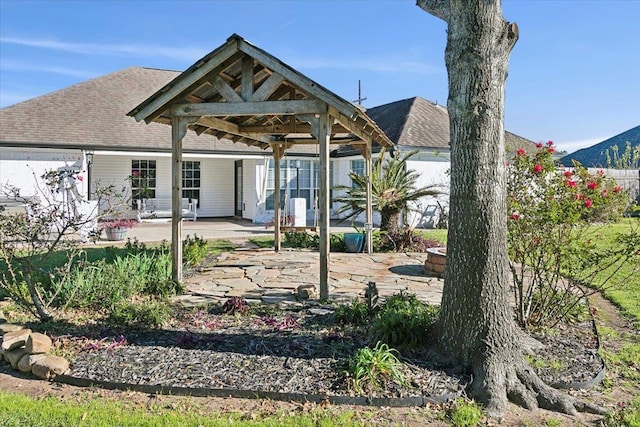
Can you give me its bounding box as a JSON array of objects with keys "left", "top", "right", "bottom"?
[
  {"left": 507, "top": 141, "right": 634, "bottom": 328},
  {"left": 100, "top": 218, "right": 138, "bottom": 229}
]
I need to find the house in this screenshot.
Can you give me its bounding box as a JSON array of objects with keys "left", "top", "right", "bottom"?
[
  {"left": 560, "top": 124, "right": 640, "bottom": 168},
  {"left": 1, "top": 47, "right": 534, "bottom": 229}
]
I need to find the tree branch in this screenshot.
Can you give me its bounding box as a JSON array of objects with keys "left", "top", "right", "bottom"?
[{"left": 416, "top": 0, "right": 450, "bottom": 22}]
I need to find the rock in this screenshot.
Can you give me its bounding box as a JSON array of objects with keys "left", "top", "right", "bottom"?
[
  {"left": 1, "top": 328, "right": 31, "bottom": 352},
  {"left": 32, "top": 356, "right": 69, "bottom": 379},
  {"left": 297, "top": 284, "right": 318, "bottom": 300},
  {"left": 17, "top": 353, "right": 47, "bottom": 373},
  {"left": 0, "top": 323, "right": 25, "bottom": 335},
  {"left": 5, "top": 348, "right": 28, "bottom": 369},
  {"left": 26, "top": 333, "right": 52, "bottom": 354}
]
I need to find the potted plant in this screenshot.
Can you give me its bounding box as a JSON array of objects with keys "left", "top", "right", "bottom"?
[
  {"left": 343, "top": 225, "right": 366, "bottom": 253},
  {"left": 100, "top": 218, "right": 138, "bottom": 241}
]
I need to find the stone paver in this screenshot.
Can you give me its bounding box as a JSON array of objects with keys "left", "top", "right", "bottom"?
[{"left": 181, "top": 249, "right": 442, "bottom": 307}]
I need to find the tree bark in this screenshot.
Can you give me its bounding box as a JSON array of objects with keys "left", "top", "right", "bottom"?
[
  {"left": 417, "top": 0, "right": 604, "bottom": 419},
  {"left": 380, "top": 208, "right": 401, "bottom": 235}
]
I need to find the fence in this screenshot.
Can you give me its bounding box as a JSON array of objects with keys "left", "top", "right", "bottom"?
[{"left": 588, "top": 168, "right": 640, "bottom": 203}]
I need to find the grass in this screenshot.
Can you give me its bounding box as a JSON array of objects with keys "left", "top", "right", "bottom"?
[
  {"left": 0, "top": 390, "right": 375, "bottom": 427},
  {"left": 581, "top": 219, "right": 640, "bottom": 325}
]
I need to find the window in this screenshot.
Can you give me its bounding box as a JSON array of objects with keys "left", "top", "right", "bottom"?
[
  {"left": 350, "top": 159, "right": 365, "bottom": 188},
  {"left": 131, "top": 160, "right": 156, "bottom": 207},
  {"left": 265, "top": 159, "right": 319, "bottom": 211},
  {"left": 182, "top": 161, "right": 201, "bottom": 207}
]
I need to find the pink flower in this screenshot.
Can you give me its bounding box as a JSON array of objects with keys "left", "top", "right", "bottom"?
[
  {"left": 516, "top": 148, "right": 526, "bottom": 156},
  {"left": 575, "top": 194, "right": 584, "bottom": 200},
  {"left": 77, "top": 176, "right": 84, "bottom": 181},
  {"left": 546, "top": 140, "right": 554, "bottom": 146},
  {"left": 601, "top": 189, "right": 608, "bottom": 197},
  {"left": 536, "top": 142, "right": 544, "bottom": 148},
  {"left": 613, "top": 186, "right": 623, "bottom": 193},
  {"left": 563, "top": 170, "right": 573, "bottom": 178},
  {"left": 565, "top": 180, "right": 577, "bottom": 187},
  {"left": 131, "top": 171, "right": 140, "bottom": 176},
  {"left": 586, "top": 182, "right": 598, "bottom": 190},
  {"left": 584, "top": 199, "right": 593, "bottom": 208},
  {"left": 547, "top": 147, "right": 555, "bottom": 154},
  {"left": 533, "top": 164, "right": 544, "bottom": 173},
  {"left": 597, "top": 169, "right": 605, "bottom": 176},
  {"left": 510, "top": 213, "right": 520, "bottom": 220}
]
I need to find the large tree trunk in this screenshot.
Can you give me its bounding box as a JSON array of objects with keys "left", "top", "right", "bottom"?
[
  {"left": 417, "top": 0, "right": 603, "bottom": 419},
  {"left": 380, "top": 207, "right": 401, "bottom": 234}
]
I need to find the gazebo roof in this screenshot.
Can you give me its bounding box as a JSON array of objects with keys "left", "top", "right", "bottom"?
[{"left": 128, "top": 34, "right": 393, "bottom": 150}]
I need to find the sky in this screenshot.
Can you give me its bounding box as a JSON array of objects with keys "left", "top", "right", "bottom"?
[{"left": 1, "top": 0, "right": 639, "bottom": 155}]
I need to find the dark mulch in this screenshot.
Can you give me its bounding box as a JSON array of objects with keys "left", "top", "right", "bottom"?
[{"left": 65, "top": 304, "right": 604, "bottom": 401}]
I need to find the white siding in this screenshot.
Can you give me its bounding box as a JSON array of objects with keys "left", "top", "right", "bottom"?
[
  {"left": 242, "top": 159, "right": 256, "bottom": 220},
  {"left": 0, "top": 147, "right": 84, "bottom": 198},
  {"left": 198, "top": 158, "right": 234, "bottom": 217},
  {"left": 405, "top": 156, "right": 450, "bottom": 229},
  {"left": 92, "top": 154, "right": 235, "bottom": 218}
]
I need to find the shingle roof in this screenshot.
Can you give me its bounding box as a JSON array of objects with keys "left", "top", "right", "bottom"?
[
  {"left": 0, "top": 66, "right": 317, "bottom": 155},
  {"left": 336, "top": 97, "right": 535, "bottom": 155},
  {"left": 1, "top": 71, "right": 533, "bottom": 157},
  {"left": 560, "top": 124, "right": 640, "bottom": 167}
]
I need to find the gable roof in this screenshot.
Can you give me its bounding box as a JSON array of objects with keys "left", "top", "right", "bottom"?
[
  {"left": 560, "top": 124, "right": 640, "bottom": 167},
  {"left": 335, "top": 97, "right": 535, "bottom": 156},
  {"left": 128, "top": 34, "right": 393, "bottom": 150},
  {"left": 0, "top": 67, "right": 318, "bottom": 155}
]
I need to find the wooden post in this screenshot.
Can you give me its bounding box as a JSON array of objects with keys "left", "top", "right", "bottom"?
[
  {"left": 272, "top": 144, "right": 283, "bottom": 252},
  {"left": 364, "top": 138, "right": 373, "bottom": 254},
  {"left": 317, "top": 113, "right": 331, "bottom": 300},
  {"left": 171, "top": 117, "right": 188, "bottom": 283}
]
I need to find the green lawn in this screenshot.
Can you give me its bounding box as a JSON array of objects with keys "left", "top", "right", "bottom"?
[
  {"left": 581, "top": 219, "right": 640, "bottom": 325},
  {"left": 0, "top": 390, "right": 379, "bottom": 427}
]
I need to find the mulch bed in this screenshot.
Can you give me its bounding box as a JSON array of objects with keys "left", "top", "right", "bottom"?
[{"left": 64, "top": 304, "right": 604, "bottom": 402}]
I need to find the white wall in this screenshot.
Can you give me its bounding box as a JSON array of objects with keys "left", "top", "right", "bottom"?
[
  {"left": 0, "top": 147, "right": 84, "bottom": 199},
  {"left": 91, "top": 153, "right": 236, "bottom": 218},
  {"left": 405, "top": 156, "right": 450, "bottom": 229}
]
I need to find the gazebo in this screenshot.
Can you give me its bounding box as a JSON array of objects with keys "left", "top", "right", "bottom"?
[{"left": 128, "top": 34, "right": 393, "bottom": 299}]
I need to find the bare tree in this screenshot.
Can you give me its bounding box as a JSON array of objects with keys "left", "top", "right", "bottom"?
[{"left": 417, "top": 0, "right": 603, "bottom": 418}]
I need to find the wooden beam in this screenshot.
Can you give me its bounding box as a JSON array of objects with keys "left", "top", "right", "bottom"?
[
  {"left": 239, "top": 122, "right": 350, "bottom": 135},
  {"left": 171, "top": 116, "right": 197, "bottom": 283},
  {"left": 171, "top": 100, "right": 327, "bottom": 117},
  {"left": 272, "top": 144, "right": 284, "bottom": 252},
  {"left": 316, "top": 113, "right": 331, "bottom": 301},
  {"left": 212, "top": 76, "right": 244, "bottom": 103},
  {"left": 250, "top": 73, "right": 285, "bottom": 102},
  {"left": 132, "top": 42, "right": 239, "bottom": 122},
  {"left": 237, "top": 40, "right": 361, "bottom": 122},
  {"left": 364, "top": 138, "right": 373, "bottom": 255},
  {"left": 241, "top": 56, "right": 254, "bottom": 101},
  {"left": 196, "top": 116, "right": 272, "bottom": 145}
]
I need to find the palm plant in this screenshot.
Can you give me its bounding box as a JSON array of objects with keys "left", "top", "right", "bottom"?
[{"left": 333, "top": 149, "right": 443, "bottom": 234}]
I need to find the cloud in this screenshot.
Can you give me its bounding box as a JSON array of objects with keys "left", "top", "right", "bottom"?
[
  {"left": 555, "top": 137, "right": 603, "bottom": 155},
  {"left": 0, "top": 36, "right": 206, "bottom": 62},
  {"left": 0, "top": 59, "right": 99, "bottom": 79},
  {"left": 286, "top": 55, "right": 442, "bottom": 75}
]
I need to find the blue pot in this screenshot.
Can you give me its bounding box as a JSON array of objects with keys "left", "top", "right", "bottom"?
[{"left": 343, "top": 232, "right": 365, "bottom": 253}]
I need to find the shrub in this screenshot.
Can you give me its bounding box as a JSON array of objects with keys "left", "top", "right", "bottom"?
[
  {"left": 347, "top": 341, "right": 405, "bottom": 394},
  {"left": 334, "top": 300, "right": 371, "bottom": 326},
  {"left": 377, "top": 228, "right": 441, "bottom": 252},
  {"left": 284, "top": 231, "right": 318, "bottom": 249},
  {"left": 507, "top": 141, "right": 635, "bottom": 329},
  {"left": 108, "top": 298, "right": 170, "bottom": 328},
  {"left": 371, "top": 292, "right": 439, "bottom": 349},
  {"left": 183, "top": 234, "right": 208, "bottom": 266}
]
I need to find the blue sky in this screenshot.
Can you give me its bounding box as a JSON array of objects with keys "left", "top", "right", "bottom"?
[{"left": 1, "top": 0, "right": 638, "bottom": 154}]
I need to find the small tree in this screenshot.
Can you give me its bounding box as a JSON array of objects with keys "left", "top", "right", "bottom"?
[
  {"left": 333, "top": 148, "right": 443, "bottom": 234},
  {"left": 507, "top": 142, "right": 637, "bottom": 328},
  {"left": 0, "top": 169, "right": 123, "bottom": 321},
  {"left": 606, "top": 142, "right": 640, "bottom": 169}
]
